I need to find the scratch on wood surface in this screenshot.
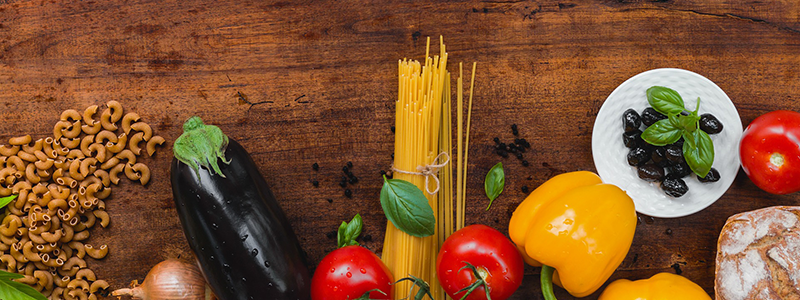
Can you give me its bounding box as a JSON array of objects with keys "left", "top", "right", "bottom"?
[
  {"left": 237, "top": 91, "right": 273, "bottom": 112},
  {"left": 622, "top": 6, "right": 800, "bottom": 34}
]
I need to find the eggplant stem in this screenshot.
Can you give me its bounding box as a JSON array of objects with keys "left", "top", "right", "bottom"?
[{"left": 541, "top": 265, "right": 557, "bottom": 300}]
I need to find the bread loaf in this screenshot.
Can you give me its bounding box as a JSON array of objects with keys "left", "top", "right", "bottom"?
[{"left": 715, "top": 206, "right": 800, "bottom": 300}]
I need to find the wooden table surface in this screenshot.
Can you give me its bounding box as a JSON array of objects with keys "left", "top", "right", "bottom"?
[{"left": 2, "top": 0, "right": 800, "bottom": 299}]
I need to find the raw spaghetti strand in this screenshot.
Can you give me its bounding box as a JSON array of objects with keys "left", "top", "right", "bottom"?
[{"left": 459, "top": 62, "right": 477, "bottom": 230}]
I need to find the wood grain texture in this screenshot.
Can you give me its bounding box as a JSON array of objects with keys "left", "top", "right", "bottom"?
[{"left": 1, "top": 0, "right": 800, "bottom": 298}]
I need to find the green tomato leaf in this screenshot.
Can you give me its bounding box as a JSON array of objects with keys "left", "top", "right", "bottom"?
[
  {"left": 647, "top": 86, "right": 686, "bottom": 116},
  {"left": 0, "top": 195, "right": 17, "bottom": 210},
  {"left": 0, "top": 271, "right": 47, "bottom": 300},
  {"left": 642, "top": 118, "right": 684, "bottom": 146},
  {"left": 484, "top": 162, "right": 505, "bottom": 210},
  {"left": 379, "top": 176, "right": 435, "bottom": 238},
  {"left": 337, "top": 214, "right": 362, "bottom": 248},
  {"left": 683, "top": 130, "right": 714, "bottom": 178}
]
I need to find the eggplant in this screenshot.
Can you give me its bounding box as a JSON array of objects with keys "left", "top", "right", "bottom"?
[{"left": 170, "top": 116, "right": 310, "bottom": 300}]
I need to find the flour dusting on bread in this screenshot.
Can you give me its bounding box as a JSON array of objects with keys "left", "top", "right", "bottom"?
[{"left": 716, "top": 206, "right": 800, "bottom": 300}]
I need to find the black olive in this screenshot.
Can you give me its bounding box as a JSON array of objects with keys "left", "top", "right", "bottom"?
[
  {"left": 637, "top": 164, "right": 665, "bottom": 182},
  {"left": 699, "top": 114, "right": 723, "bottom": 134},
  {"left": 666, "top": 162, "right": 692, "bottom": 178},
  {"left": 698, "top": 168, "right": 721, "bottom": 183},
  {"left": 674, "top": 137, "right": 684, "bottom": 147},
  {"left": 627, "top": 147, "right": 652, "bottom": 166},
  {"left": 622, "top": 109, "right": 642, "bottom": 132},
  {"left": 662, "top": 177, "right": 689, "bottom": 197},
  {"left": 623, "top": 130, "right": 643, "bottom": 148},
  {"left": 651, "top": 146, "right": 670, "bottom": 167},
  {"left": 641, "top": 107, "right": 667, "bottom": 127},
  {"left": 665, "top": 145, "right": 685, "bottom": 164}
]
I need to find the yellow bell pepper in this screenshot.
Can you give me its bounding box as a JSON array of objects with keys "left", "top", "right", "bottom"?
[
  {"left": 598, "top": 273, "right": 711, "bottom": 300},
  {"left": 508, "top": 171, "right": 637, "bottom": 298}
]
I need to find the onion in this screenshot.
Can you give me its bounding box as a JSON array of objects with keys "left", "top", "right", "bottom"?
[{"left": 112, "top": 259, "right": 216, "bottom": 300}]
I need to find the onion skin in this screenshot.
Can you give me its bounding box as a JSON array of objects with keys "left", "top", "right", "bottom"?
[{"left": 111, "top": 259, "right": 216, "bottom": 300}]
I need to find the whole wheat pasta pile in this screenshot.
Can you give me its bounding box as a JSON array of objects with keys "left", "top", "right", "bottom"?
[{"left": 0, "top": 101, "right": 165, "bottom": 299}]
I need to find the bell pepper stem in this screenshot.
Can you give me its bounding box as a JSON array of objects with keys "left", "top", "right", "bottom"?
[{"left": 541, "top": 265, "right": 557, "bottom": 300}]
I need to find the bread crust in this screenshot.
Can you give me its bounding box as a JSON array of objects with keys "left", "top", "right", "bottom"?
[{"left": 715, "top": 206, "right": 800, "bottom": 300}]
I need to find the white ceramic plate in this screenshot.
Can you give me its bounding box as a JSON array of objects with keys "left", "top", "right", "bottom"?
[{"left": 592, "top": 68, "right": 743, "bottom": 218}]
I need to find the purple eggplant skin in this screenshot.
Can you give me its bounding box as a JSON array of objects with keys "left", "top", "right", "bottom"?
[{"left": 171, "top": 138, "right": 310, "bottom": 300}]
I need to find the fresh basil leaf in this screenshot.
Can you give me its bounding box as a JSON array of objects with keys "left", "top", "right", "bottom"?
[
  {"left": 0, "top": 271, "right": 46, "bottom": 300},
  {"left": 337, "top": 214, "right": 362, "bottom": 248},
  {"left": 0, "top": 271, "right": 22, "bottom": 280},
  {"left": 642, "top": 119, "right": 683, "bottom": 146},
  {"left": 677, "top": 114, "right": 699, "bottom": 132},
  {"left": 0, "top": 195, "right": 17, "bottom": 210},
  {"left": 379, "top": 176, "right": 435, "bottom": 238},
  {"left": 683, "top": 130, "right": 714, "bottom": 178},
  {"left": 647, "top": 86, "right": 686, "bottom": 116},
  {"left": 484, "top": 162, "right": 505, "bottom": 210}
]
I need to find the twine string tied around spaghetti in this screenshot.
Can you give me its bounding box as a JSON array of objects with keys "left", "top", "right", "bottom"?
[{"left": 391, "top": 152, "right": 450, "bottom": 194}]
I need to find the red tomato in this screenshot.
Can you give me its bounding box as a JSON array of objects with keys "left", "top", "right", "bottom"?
[
  {"left": 436, "top": 225, "right": 523, "bottom": 300},
  {"left": 311, "top": 245, "right": 393, "bottom": 300},
  {"left": 740, "top": 110, "right": 800, "bottom": 195}
]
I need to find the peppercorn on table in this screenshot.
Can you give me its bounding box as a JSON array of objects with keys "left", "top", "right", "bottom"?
[{"left": 1, "top": 1, "right": 800, "bottom": 299}]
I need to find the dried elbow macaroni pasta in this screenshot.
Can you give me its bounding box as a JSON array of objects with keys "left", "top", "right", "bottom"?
[{"left": 0, "top": 101, "right": 165, "bottom": 299}]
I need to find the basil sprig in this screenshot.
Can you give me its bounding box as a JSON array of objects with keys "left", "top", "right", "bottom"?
[
  {"left": 683, "top": 129, "right": 714, "bottom": 178},
  {"left": 647, "top": 86, "right": 685, "bottom": 115},
  {"left": 641, "top": 118, "right": 682, "bottom": 146},
  {"left": 484, "top": 162, "right": 505, "bottom": 210},
  {"left": 0, "top": 195, "right": 17, "bottom": 210},
  {"left": 641, "top": 86, "right": 714, "bottom": 178},
  {"left": 0, "top": 270, "right": 47, "bottom": 300},
  {"left": 337, "top": 214, "right": 362, "bottom": 248},
  {"left": 379, "top": 176, "right": 435, "bottom": 238}
]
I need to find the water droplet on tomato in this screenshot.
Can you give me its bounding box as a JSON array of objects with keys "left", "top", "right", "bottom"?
[
  {"left": 360, "top": 268, "right": 367, "bottom": 274},
  {"left": 333, "top": 286, "right": 338, "bottom": 292},
  {"left": 330, "top": 267, "right": 335, "bottom": 273},
  {"left": 346, "top": 272, "right": 352, "bottom": 278}
]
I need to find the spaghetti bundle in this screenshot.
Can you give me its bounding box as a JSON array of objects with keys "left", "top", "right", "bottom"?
[{"left": 383, "top": 37, "right": 474, "bottom": 300}]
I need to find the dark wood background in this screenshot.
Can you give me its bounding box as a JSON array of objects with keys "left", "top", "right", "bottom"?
[{"left": 2, "top": 0, "right": 799, "bottom": 298}]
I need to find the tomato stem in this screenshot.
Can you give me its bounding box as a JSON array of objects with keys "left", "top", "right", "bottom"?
[
  {"left": 354, "top": 289, "right": 388, "bottom": 300},
  {"left": 770, "top": 152, "right": 785, "bottom": 168},
  {"left": 541, "top": 265, "right": 557, "bottom": 300},
  {"left": 455, "top": 262, "right": 492, "bottom": 300},
  {"left": 395, "top": 275, "right": 434, "bottom": 300}
]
